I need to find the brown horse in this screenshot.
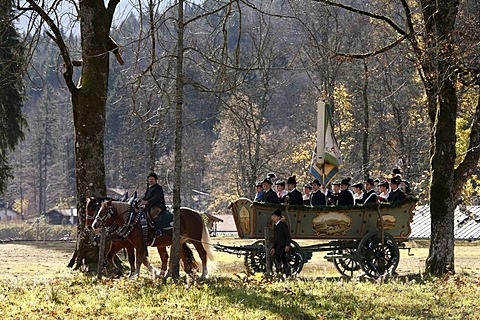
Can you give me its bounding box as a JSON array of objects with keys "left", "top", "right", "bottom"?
[
  {"left": 92, "top": 200, "right": 213, "bottom": 279},
  {"left": 86, "top": 197, "right": 169, "bottom": 277}
]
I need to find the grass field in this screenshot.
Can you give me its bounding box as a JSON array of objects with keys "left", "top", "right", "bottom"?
[{"left": 1, "top": 239, "right": 480, "bottom": 319}]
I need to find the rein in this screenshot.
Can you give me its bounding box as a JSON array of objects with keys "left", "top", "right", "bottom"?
[{"left": 98, "top": 203, "right": 141, "bottom": 239}]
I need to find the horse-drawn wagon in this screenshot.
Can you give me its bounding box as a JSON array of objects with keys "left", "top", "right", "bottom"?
[{"left": 215, "top": 197, "right": 417, "bottom": 278}]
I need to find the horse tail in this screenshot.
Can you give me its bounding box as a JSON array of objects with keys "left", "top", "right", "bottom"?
[
  {"left": 201, "top": 223, "right": 215, "bottom": 262},
  {"left": 181, "top": 243, "right": 198, "bottom": 274}
]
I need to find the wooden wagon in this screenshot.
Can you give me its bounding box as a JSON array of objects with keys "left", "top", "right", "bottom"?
[{"left": 215, "top": 197, "right": 417, "bottom": 278}]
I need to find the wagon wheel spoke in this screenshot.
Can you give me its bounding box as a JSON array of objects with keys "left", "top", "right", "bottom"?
[
  {"left": 358, "top": 232, "right": 399, "bottom": 278},
  {"left": 332, "top": 247, "right": 362, "bottom": 278},
  {"left": 244, "top": 240, "right": 268, "bottom": 274}
]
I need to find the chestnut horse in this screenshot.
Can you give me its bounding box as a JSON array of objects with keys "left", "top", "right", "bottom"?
[
  {"left": 86, "top": 197, "right": 169, "bottom": 277},
  {"left": 92, "top": 200, "right": 213, "bottom": 278}
]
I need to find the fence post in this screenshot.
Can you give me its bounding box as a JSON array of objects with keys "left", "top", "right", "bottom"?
[
  {"left": 36, "top": 218, "right": 40, "bottom": 241},
  {"left": 97, "top": 227, "right": 106, "bottom": 279}
]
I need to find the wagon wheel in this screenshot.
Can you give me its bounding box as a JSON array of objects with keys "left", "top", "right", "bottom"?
[
  {"left": 244, "top": 240, "right": 305, "bottom": 275},
  {"left": 244, "top": 240, "right": 267, "bottom": 274},
  {"left": 332, "top": 248, "right": 362, "bottom": 278},
  {"left": 357, "top": 232, "right": 399, "bottom": 278},
  {"left": 283, "top": 240, "right": 305, "bottom": 275}
]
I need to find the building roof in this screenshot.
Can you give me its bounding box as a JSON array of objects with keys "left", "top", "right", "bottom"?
[
  {"left": 410, "top": 205, "right": 480, "bottom": 240},
  {"left": 47, "top": 208, "right": 77, "bottom": 217}
]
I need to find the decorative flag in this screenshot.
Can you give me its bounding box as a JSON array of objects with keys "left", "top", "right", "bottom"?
[{"left": 308, "top": 100, "right": 342, "bottom": 186}]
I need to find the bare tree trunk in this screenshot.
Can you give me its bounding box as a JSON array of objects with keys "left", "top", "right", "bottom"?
[
  {"left": 169, "top": 0, "right": 185, "bottom": 279},
  {"left": 361, "top": 61, "right": 370, "bottom": 180}
]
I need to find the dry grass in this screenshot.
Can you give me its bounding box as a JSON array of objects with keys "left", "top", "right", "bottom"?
[{"left": 1, "top": 239, "right": 480, "bottom": 319}]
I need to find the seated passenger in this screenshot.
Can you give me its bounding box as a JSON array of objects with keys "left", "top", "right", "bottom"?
[
  {"left": 327, "top": 177, "right": 354, "bottom": 206},
  {"left": 310, "top": 179, "right": 327, "bottom": 206},
  {"left": 254, "top": 181, "right": 264, "bottom": 201},
  {"left": 302, "top": 184, "right": 312, "bottom": 205},
  {"left": 378, "top": 180, "right": 390, "bottom": 201},
  {"left": 275, "top": 179, "right": 288, "bottom": 202},
  {"left": 327, "top": 180, "right": 341, "bottom": 205},
  {"left": 360, "top": 178, "right": 378, "bottom": 205},
  {"left": 261, "top": 177, "right": 279, "bottom": 204},
  {"left": 387, "top": 177, "right": 406, "bottom": 202},
  {"left": 392, "top": 168, "right": 411, "bottom": 195},
  {"left": 351, "top": 182, "right": 364, "bottom": 205},
  {"left": 285, "top": 175, "right": 303, "bottom": 205}
]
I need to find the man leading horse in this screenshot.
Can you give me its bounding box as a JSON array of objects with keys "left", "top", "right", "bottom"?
[{"left": 140, "top": 172, "right": 167, "bottom": 237}]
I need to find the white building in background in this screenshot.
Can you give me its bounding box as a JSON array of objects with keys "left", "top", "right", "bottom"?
[{"left": 0, "top": 206, "right": 21, "bottom": 223}]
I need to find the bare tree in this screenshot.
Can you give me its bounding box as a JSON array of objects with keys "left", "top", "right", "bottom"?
[{"left": 21, "top": 0, "right": 124, "bottom": 268}]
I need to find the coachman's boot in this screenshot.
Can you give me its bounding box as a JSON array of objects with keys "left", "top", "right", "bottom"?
[{"left": 153, "top": 215, "right": 163, "bottom": 237}]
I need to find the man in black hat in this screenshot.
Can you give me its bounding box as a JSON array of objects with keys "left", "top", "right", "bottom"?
[
  {"left": 140, "top": 172, "right": 167, "bottom": 236},
  {"left": 327, "top": 177, "right": 354, "bottom": 206},
  {"left": 387, "top": 177, "right": 406, "bottom": 202},
  {"left": 359, "top": 178, "right": 378, "bottom": 205},
  {"left": 269, "top": 209, "right": 292, "bottom": 276},
  {"left": 285, "top": 175, "right": 303, "bottom": 205},
  {"left": 392, "top": 168, "right": 411, "bottom": 195},
  {"left": 310, "top": 178, "right": 326, "bottom": 206},
  {"left": 261, "top": 177, "right": 279, "bottom": 204}
]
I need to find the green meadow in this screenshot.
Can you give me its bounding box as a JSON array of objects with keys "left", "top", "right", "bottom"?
[{"left": 1, "top": 239, "right": 479, "bottom": 319}]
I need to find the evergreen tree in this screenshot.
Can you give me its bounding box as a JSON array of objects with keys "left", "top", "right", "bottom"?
[{"left": 0, "top": 0, "right": 26, "bottom": 194}]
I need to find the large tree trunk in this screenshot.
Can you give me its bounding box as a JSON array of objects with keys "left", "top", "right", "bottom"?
[
  {"left": 423, "top": 0, "right": 459, "bottom": 275},
  {"left": 69, "top": 0, "right": 115, "bottom": 269}
]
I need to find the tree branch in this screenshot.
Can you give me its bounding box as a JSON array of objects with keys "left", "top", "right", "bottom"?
[
  {"left": 310, "top": 0, "right": 408, "bottom": 37},
  {"left": 335, "top": 35, "right": 408, "bottom": 60},
  {"left": 23, "top": 0, "right": 77, "bottom": 92}
]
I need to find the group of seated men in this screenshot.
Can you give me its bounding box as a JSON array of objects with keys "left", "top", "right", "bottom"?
[{"left": 254, "top": 169, "right": 411, "bottom": 207}]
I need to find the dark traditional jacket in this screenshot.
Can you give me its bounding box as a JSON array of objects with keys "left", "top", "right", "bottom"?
[
  {"left": 143, "top": 183, "right": 166, "bottom": 211},
  {"left": 387, "top": 188, "right": 406, "bottom": 203},
  {"left": 261, "top": 188, "right": 279, "bottom": 204},
  {"left": 310, "top": 190, "right": 326, "bottom": 206},
  {"left": 360, "top": 189, "right": 378, "bottom": 205},
  {"left": 284, "top": 189, "right": 303, "bottom": 206},
  {"left": 273, "top": 220, "right": 291, "bottom": 249},
  {"left": 328, "top": 189, "right": 354, "bottom": 206}
]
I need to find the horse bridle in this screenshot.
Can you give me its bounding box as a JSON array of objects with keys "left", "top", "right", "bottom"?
[
  {"left": 86, "top": 201, "right": 100, "bottom": 221},
  {"left": 95, "top": 205, "right": 116, "bottom": 223}
]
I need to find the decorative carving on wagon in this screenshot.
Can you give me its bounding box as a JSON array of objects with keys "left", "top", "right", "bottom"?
[
  {"left": 239, "top": 206, "right": 251, "bottom": 234},
  {"left": 377, "top": 215, "right": 396, "bottom": 230},
  {"left": 312, "top": 212, "right": 352, "bottom": 236}
]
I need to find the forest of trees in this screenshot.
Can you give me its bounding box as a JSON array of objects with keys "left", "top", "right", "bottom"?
[{"left": 1, "top": 0, "right": 479, "bottom": 273}]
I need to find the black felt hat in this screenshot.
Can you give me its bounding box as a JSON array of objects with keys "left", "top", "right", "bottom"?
[
  {"left": 271, "top": 209, "right": 282, "bottom": 217},
  {"left": 147, "top": 172, "right": 159, "bottom": 180},
  {"left": 287, "top": 175, "right": 297, "bottom": 185},
  {"left": 390, "top": 177, "right": 402, "bottom": 185},
  {"left": 262, "top": 177, "right": 273, "bottom": 185},
  {"left": 311, "top": 179, "right": 321, "bottom": 186},
  {"left": 392, "top": 168, "right": 402, "bottom": 175},
  {"left": 341, "top": 177, "right": 352, "bottom": 186},
  {"left": 366, "top": 178, "right": 375, "bottom": 186}
]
